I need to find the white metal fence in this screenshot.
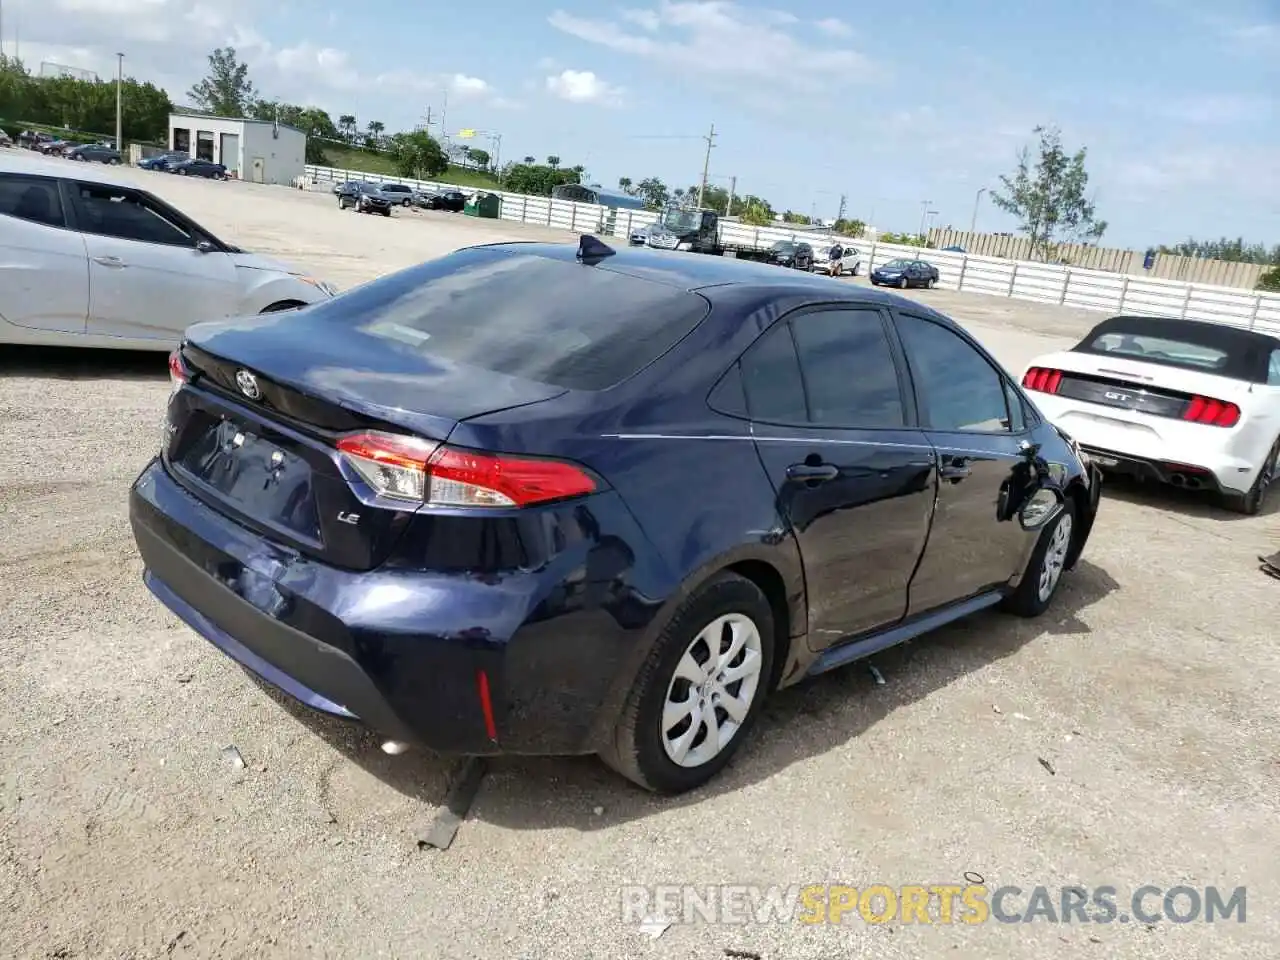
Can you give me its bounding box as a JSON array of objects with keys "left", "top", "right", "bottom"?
[{"left": 303, "top": 164, "right": 1280, "bottom": 336}]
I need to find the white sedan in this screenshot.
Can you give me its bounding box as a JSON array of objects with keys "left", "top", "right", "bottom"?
[
  {"left": 1021, "top": 314, "right": 1280, "bottom": 514},
  {"left": 0, "top": 152, "right": 336, "bottom": 351},
  {"left": 810, "top": 241, "right": 862, "bottom": 277}
]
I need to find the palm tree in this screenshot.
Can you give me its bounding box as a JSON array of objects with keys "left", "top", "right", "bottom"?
[
  {"left": 618, "top": 177, "right": 633, "bottom": 193},
  {"left": 523, "top": 155, "right": 535, "bottom": 164},
  {"left": 338, "top": 114, "right": 356, "bottom": 143},
  {"left": 546, "top": 155, "right": 560, "bottom": 169}
]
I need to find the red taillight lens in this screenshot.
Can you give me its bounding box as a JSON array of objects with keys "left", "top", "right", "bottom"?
[
  {"left": 1182, "top": 395, "right": 1240, "bottom": 427},
  {"left": 168, "top": 348, "right": 187, "bottom": 386},
  {"left": 335, "top": 432, "right": 597, "bottom": 507},
  {"left": 1022, "top": 366, "right": 1063, "bottom": 394}
]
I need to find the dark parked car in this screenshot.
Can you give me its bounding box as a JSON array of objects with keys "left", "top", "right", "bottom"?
[
  {"left": 376, "top": 182, "right": 417, "bottom": 207},
  {"left": 767, "top": 240, "right": 813, "bottom": 270},
  {"left": 170, "top": 158, "right": 228, "bottom": 180},
  {"left": 419, "top": 189, "right": 468, "bottom": 212},
  {"left": 140, "top": 151, "right": 190, "bottom": 171},
  {"left": 335, "top": 181, "right": 393, "bottom": 216},
  {"left": 67, "top": 143, "right": 122, "bottom": 164},
  {"left": 871, "top": 258, "right": 940, "bottom": 289},
  {"left": 131, "top": 237, "right": 1101, "bottom": 795}
]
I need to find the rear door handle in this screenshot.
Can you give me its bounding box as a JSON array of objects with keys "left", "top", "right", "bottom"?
[
  {"left": 786, "top": 463, "right": 839, "bottom": 482},
  {"left": 92, "top": 255, "right": 126, "bottom": 268},
  {"left": 939, "top": 464, "right": 971, "bottom": 481}
]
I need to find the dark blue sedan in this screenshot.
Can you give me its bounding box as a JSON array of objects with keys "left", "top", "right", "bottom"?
[
  {"left": 871, "top": 257, "right": 940, "bottom": 289},
  {"left": 168, "top": 158, "right": 228, "bottom": 179},
  {"left": 130, "top": 237, "right": 1101, "bottom": 794}
]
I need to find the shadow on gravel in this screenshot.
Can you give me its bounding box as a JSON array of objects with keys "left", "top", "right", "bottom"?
[
  {"left": 0, "top": 344, "right": 167, "bottom": 382},
  {"left": 257, "top": 558, "right": 1119, "bottom": 828},
  {"left": 1099, "top": 473, "right": 1277, "bottom": 522}
]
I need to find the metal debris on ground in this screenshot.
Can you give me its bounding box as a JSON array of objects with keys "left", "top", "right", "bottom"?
[
  {"left": 724, "top": 950, "right": 763, "bottom": 959},
  {"left": 1037, "top": 757, "right": 1057, "bottom": 776},
  {"left": 220, "top": 745, "right": 245, "bottom": 770},
  {"left": 868, "top": 665, "right": 886, "bottom": 685},
  {"left": 415, "top": 757, "right": 488, "bottom": 851},
  {"left": 638, "top": 916, "right": 671, "bottom": 940}
]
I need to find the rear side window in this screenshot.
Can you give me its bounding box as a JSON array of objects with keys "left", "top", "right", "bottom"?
[
  {"left": 0, "top": 174, "right": 66, "bottom": 228},
  {"left": 741, "top": 324, "right": 808, "bottom": 422},
  {"left": 334, "top": 247, "right": 711, "bottom": 391},
  {"left": 790, "top": 308, "right": 904, "bottom": 428}
]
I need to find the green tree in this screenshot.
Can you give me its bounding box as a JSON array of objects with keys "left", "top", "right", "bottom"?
[
  {"left": 1258, "top": 267, "right": 1280, "bottom": 292},
  {"left": 833, "top": 218, "right": 866, "bottom": 238},
  {"left": 634, "top": 177, "right": 668, "bottom": 209},
  {"left": 187, "top": 47, "right": 257, "bottom": 117},
  {"left": 618, "top": 176, "right": 633, "bottom": 194},
  {"left": 741, "top": 202, "right": 772, "bottom": 226},
  {"left": 1157, "top": 237, "right": 1280, "bottom": 265},
  {"left": 387, "top": 130, "right": 448, "bottom": 179},
  {"left": 469, "top": 148, "right": 490, "bottom": 169},
  {"left": 990, "top": 125, "right": 1107, "bottom": 262},
  {"left": 338, "top": 113, "right": 356, "bottom": 142},
  {"left": 782, "top": 210, "right": 810, "bottom": 224},
  {"left": 546, "top": 155, "right": 560, "bottom": 168},
  {"left": 501, "top": 161, "right": 580, "bottom": 196}
]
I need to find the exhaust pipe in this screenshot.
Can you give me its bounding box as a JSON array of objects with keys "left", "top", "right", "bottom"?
[
  {"left": 1169, "top": 473, "right": 1186, "bottom": 487},
  {"left": 1184, "top": 476, "right": 1204, "bottom": 490}
]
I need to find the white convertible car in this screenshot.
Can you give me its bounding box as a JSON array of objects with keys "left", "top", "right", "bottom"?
[
  {"left": 0, "top": 151, "right": 336, "bottom": 351},
  {"left": 1021, "top": 314, "right": 1280, "bottom": 514}
]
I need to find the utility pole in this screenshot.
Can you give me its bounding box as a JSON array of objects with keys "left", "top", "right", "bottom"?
[
  {"left": 970, "top": 187, "right": 987, "bottom": 235},
  {"left": 725, "top": 175, "right": 736, "bottom": 217},
  {"left": 918, "top": 199, "right": 933, "bottom": 241},
  {"left": 115, "top": 53, "right": 124, "bottom": 152},
  {"left": 836, "top": 194, "right": 847, "bottom": 225},
  {"left": 440, "top": 88, "right": 449, "bottom": 150},
  {"left": 696, "top": 122, "right": 715, "bottom": 211}
]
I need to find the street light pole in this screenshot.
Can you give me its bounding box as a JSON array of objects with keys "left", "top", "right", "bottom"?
[
  {"left": 115, "top": 53, "right": 124, "bottom": 153},
  {"left": 970, "top": 187, "right": 986, "bottom": 235}
]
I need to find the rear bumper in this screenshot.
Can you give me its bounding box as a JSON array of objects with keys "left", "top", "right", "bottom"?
[{"left": 129, "top": 458, "right": 652, "bottom": 756}]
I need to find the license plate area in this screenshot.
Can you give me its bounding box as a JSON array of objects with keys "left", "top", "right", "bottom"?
[{"left": 177, "top": 418, "right": 323, "bottom": 543}]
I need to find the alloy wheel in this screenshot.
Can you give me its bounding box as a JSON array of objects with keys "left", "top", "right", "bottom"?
[
  {"left": 1037, "top": 513, "right": 1074, "bottom": 603},
  {"left": 661, "top": 613, "right": 764, "bottom": 768}
]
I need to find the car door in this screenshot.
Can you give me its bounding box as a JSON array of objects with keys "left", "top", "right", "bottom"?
[
  {"left": 67, "top": 180, "right": 240, "bottom": 341},
  {"left": 891, "top": 309, "right": 1038, "bottom": 613},
  {"left": 741, "top": 306, "right": 937, "bottom": 644},
  {"left": 0, "top": 172, "right": 90, "bottom": 335}
]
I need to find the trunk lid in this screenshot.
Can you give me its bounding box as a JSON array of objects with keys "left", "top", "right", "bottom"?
[{"left": 164, "top": 314, "right": 567, "bottom": 571}]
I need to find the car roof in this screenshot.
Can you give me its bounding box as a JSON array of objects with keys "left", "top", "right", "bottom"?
[
  {"left": 472, "top": 239, "right": 957, "bottom": 321},
  {"left": 0, "top": 149, "right": 144, "bottom": 189}
]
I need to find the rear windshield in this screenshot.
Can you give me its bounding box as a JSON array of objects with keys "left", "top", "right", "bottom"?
[
  {"left": 381, "top": 183, "right": 410, "bottom": 191},
  {"left": 1083, "top": 331, "right": 1230, "bottom": 372},
  {"left": 329, "top": 247, "right": 711, "bottom": 390}
]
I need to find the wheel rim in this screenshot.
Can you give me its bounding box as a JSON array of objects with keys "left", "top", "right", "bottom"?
[
  {"left": 1037, "top": 512, "right": 1074, "bottom": 603},
  {"left": 899, "top": 278, "right": 907, "bottom": 288},
  {"left": 1255, "top": 440, "right": 1280, "bottom": 508},
  {"left": 661, "top": 613, "right": 764, "bottom": 768}
]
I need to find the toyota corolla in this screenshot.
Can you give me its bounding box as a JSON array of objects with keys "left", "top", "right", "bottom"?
[{"left": 130, "top": 237, "right": 1101, "bottom": 794}]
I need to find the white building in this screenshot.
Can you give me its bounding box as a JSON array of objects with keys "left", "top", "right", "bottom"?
[{"left": 167, "top": 113, "right": 306, "bottom": 185}]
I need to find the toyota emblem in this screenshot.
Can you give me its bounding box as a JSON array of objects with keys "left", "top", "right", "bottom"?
[{"left": 235, "top": 369, "right": 262, "bottom": 400}]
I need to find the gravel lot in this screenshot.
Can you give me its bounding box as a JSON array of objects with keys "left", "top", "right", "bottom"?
[{"left": 2, "top": 171, "right": 1278, "bottom": 959}]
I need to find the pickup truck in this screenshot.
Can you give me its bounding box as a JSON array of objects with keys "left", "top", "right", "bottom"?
[{"left": 628, "top": 207, "right": 813, "bottom": 268}]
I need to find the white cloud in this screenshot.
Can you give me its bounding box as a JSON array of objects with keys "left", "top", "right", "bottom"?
[
  {"left": 815, "top": 17, "right": 853, "bottom": 37},
  {"left": 548, "top": 1, "right": 878, "bottom": 97},
  {"left": 545, "top": 69, "right": 624, "bottom": 106},
  {"left": 6, "top": 0, "right": 505, "bottom": 121}
]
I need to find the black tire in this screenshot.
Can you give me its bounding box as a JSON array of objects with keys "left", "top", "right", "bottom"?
[
  {"left": 177, "top": 168, "right": 188, "bottom": 176},
  {"left": 338, "top": 197, "right": 347, "bottom": 209},
  {"left": 927, "top": 277, "right": 937, "bottom": 289},
  {"left": 598, "top": 572, "right": 776, "bottom": 794},
  {"left": 108, "top": 158, "right": 120, "bottom": 165},
  {"left": 402, "top": 198, "right": 411, "bottom": 207},
  {"left": 1223, "top": 435, "right": 1280, "bottom": 515},
  {"left": 1001, "top": 498, "right": 1077, "bottom": 618},
  {"left": 381, "top": 208, "right": 391, "bottom": 217}
]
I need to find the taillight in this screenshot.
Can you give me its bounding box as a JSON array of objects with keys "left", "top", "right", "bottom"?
[
  {"left": 1021, "top": 367, "right": 1063, "bottom": 394},
  {"left": 335, "top": 431, "right": 597, "bottom": 507},
  {"left": 168, "top": 348, "right": 188, "bottom": 389},
  {"left": 1182, "top": 395, "right": 1240, "bottom": 427}
]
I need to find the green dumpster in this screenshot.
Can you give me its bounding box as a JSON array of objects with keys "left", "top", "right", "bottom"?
[{"left": 465, "top": 192, "right": 501, "bottom": 219}]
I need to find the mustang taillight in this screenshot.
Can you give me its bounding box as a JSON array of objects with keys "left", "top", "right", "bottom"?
[
  {"left": 1022, "top": 366, "right": 1063, "bottom": 393},
  {"left": 1182, "top": 395, "right": 1240, "bottom": 428},
  {"left": 335, "top": 431, "right": 597, "bottom": 507}
]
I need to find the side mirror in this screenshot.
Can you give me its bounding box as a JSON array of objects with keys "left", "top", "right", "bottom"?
[
  {"left": 195, "top": 240, "right": 214, "bottom": 253},
  {"left": 1018, "top": 487, "right": 1064, "bottom": 531}
]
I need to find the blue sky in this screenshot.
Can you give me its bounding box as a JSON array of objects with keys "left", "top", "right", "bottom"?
[{"left": 17, "top": 0, "right": 1280, "bottom": 248}]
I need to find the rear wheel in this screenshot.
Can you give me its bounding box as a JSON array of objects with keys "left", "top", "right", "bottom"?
[
  {"left": 1223, "top": 436, "right": 1280, "bottom": 515},
  {"left": 178, "top": 168, "right": 188, "bottom": 176},
  {"left": 928, "top": 277, "right": 937, "bottom": 289},
  {"left": 402, "top": 198, "right": 411, "bottom": 207},
  {"left": 381, "top": 208, "right": 391, "bottom": 217},
  {"left": 599, "top": 572, "right": 775, "bottom": 794},
  {"left": 898, "top": 277, "right": 908, "bottom": 289},
  {"left": 1001, "top": 499, "right": 1076, "bottom": 618}
]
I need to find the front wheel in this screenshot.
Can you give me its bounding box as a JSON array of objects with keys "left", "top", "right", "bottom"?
[
  {"left": 177, "top": 169, "right": 188, "bottom": 176},
  {"left": 927, "top": 277, "right": 937, "bottom": 289},
  {"left": 1001, "top": 499, "right": 1076, "bottom": 618},
  {"left": 599, "top": 572, "right": 775, "bottom": 794},
  {"left": 108, "top": 158, "right": 120, "bottom": 165},
  {"left": 898, "top": 277, "right": 908, "bottom": 289},
  {"left": 402, "top": 198, "right": 411, "bottom": 207},
  {"left": 381, "top": 209, "right": 391, "bottom": 217}
]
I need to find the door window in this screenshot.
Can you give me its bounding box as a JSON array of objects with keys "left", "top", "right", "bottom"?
[
  {"left": 740, "top": 323, "right": 808, "bottom": 423},
  {"left": 790, "top": 309, "right": 904, "bottom": 428},
  {"left": 896, "top": 313, "right": 1012, "bottom": 433},
  {"left": 72, "top": 184, "right": 195, "bottom": 247},
  {"left": 0, "top": 174, "right": 67, "bottom": 228},
  {"left": 1268, "top": 349, "right": 1280, "bottom": 386}
]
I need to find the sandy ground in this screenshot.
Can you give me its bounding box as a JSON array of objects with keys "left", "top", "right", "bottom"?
[{"left": 1, "top": 170, "right": 1278, "bottom": 960}]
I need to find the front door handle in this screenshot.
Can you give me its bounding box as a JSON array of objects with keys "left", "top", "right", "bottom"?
[
  {"left": 787, "top": 463, "right": 839, "bottom": 482},
  {"left": 92, "top": 255, "right": 126, "bottom": 268}
]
